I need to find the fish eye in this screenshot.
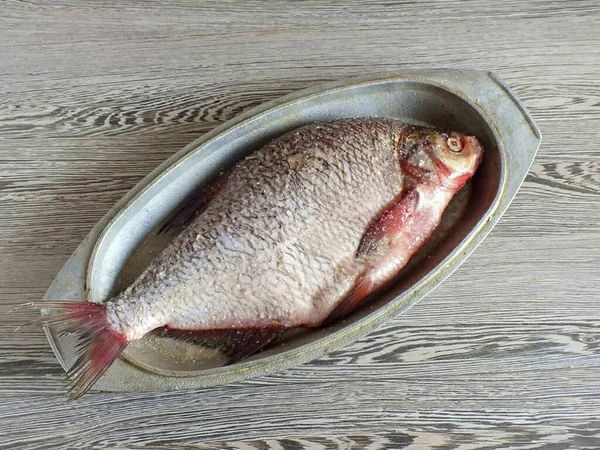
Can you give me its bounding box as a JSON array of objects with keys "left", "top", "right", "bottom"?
[{"left": 447, "top": 137, "right": 463, "bottom": 152}]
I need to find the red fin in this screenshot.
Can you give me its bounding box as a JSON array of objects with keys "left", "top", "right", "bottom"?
[
  {"left": 325, "top": 271, "right": 372, "bottom": 322},
  {"left": 327, "top": 187, "right": 421, "bottom": 322},
  {"left": 161, "top": 326, "right": 284, "bottom": 365},
  {"left": 38, "top": 302, "right": 129, "bottom": 400},
  {"left": 357, "top": 188, "right": 419, "bottom": 257}
]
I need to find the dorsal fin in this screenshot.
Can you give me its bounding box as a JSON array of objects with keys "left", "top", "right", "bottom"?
[{"left": 157, "top": 172, "right": 229, "bottom": 236}]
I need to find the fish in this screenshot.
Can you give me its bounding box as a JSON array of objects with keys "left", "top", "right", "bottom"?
[{"left": 40, "top": 118, "right": 484, "bottom": 398}]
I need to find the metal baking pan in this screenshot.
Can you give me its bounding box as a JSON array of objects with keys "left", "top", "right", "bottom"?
[{"left": 43, "top": 69, "right": 541, "bottom": 392}]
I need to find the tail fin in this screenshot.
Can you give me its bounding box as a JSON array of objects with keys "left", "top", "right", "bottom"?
[{"left": 39, "top": 302, "right": 129, "bottom": 399}]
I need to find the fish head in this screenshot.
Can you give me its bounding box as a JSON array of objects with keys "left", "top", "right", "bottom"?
[{"left": 396, "top": 125, "right": 484, "bottom": 190}]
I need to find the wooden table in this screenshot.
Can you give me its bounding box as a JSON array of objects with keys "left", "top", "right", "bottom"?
[{"left": 2, "top": 2, "right": 599, "bottom": 448}]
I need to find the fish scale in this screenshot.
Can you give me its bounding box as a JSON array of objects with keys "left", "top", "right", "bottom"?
[
  {"left": 40, "top": 118, "right": 483, "bottom": 398},
  {"left": 115, "top": 119, "right": 404, "bottom": 332}
]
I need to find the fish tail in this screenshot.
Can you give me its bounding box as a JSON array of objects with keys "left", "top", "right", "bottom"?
[{"left": 36, "top": 301, "right": 129, "bottom": 399}]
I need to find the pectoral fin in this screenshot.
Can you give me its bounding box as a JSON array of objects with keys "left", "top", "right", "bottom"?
[
  {"left": 325, "top": 271, "right": 373, "bottom": 322},
  {"left": 356, "top": 188, "right": 419, "bottom": 257},
  {"left": 327, "top": 188, "right": 420, "bottom": 322}
]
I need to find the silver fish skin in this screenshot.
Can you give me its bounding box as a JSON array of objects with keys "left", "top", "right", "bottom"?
[
  {"left": 42, "top": 118, "right": 483, "bottom": 398},
  {"left": 106, "top": 118, "right": 483, "bottom": 339}
]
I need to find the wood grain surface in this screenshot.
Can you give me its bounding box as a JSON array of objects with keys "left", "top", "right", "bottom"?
[{"left": 1, "top": 1, "right": 599, "bottom": 449}]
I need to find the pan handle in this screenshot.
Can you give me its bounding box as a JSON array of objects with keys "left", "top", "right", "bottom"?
[{"left": 427, "top": 69, "right": 541, "bottom": 206}]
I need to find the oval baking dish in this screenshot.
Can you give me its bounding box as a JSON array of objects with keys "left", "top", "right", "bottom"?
[{"left": 44, "top": 70, "right": 541, "bottom": 393}]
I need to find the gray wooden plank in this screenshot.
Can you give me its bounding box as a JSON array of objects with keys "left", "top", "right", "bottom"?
[{"left": 1, "top": 0, "right": 599, "bottom": 448}]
